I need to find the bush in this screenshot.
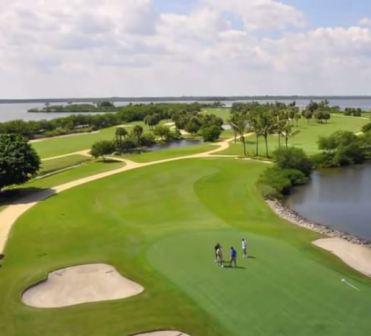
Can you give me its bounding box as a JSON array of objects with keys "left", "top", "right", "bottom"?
[
  {"left": 272, "top": 147, "right": 313, "bottom": 176},
  {"left": 91, "top": 140, "right": 115, "bottom": 160},
  {"left": 139, "top": 133, "right": 156, "bottom": 147},
  {"left": 0, "top": 134, "right": 40, "bottom": 190},
  {"left": 115, "top": 139, "right": 137, "bottom": 153},
  {"left": 258, "top": 167, "right": 308, "bottom": 199},
  {"left": 316, "top": 130, "right": 366, "bottom": 167},
  {"left": 362, "top": 123, "right": 371, "bottom": 133},
  {"left": 200, "top": 125, "right": 222, "bottom": 142}
]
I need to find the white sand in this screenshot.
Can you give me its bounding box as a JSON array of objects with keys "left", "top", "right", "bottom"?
[
  {"left": 134, "top": 331, "right": 189, "bottom": 336},
  {"left": 22, "top": 263, "right": 144, "bottom": 308},
  {"left": 313, "top": 238, "right": 371, "bottom": 277}
]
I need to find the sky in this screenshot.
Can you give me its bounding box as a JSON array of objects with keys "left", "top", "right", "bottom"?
[{"left": 1, "top": 0, "right": 371, "bottom": 98}]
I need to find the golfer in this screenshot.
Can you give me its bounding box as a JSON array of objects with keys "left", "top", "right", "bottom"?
[
  {"left": 214, "top": 243, "right": 223, "bottom": 267},
  {"left": 230, "top": 246, "right": 237, "bottom": 267},
  {"left": 241, "top": 238, "right": 247, "bottom": 258}
]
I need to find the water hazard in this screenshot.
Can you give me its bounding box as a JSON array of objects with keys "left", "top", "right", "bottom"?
[{"left": 287, "top": 164, "right": 371, "bottom": 241}]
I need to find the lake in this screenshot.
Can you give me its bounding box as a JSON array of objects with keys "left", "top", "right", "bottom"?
[
  {"left": 287, "top": 164, "right": 371, "bottom": 241},
  {"left": 1, "top": 98, "right": 371, "bottom": 122},
  {"left": 148, "top": 139, "right": 202, "bottom": 151}
]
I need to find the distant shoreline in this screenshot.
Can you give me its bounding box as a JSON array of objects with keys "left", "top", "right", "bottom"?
[{"left": 2, "top": 95, "right": 371, "bottom": 104}]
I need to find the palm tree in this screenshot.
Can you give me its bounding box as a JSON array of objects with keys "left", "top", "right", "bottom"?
[
  {"left": 281, "top": 123, "right": 300, "bottom": 147},
  {"left": 228, "top": 113, "right": 240, "bottom": 143},
  {"left": 132, "top": 125, "right": 143, "bottom": 144},
  {"left": 230, "top": 112, "right": 249, "bottom": 157},
  {"left": 115, "top": 127, "right": 127, "bottom": 144},
  {"left": 258, "top": 109, "right": 276, "bottom": 158}
]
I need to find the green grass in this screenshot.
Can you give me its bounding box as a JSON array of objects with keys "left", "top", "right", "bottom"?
[
  {"left": 32, "top": 122, "right": 147, "bottom": 159},
  {"left": 39, "top": 154, "right": 91, "bottom": 175},
  {"left": 217, "top": 114, "right": 368, "bottom": 156},
  {"left": 201, "top": 107, "right": 231, "bottom": 121},
  {"left": 1, "top": 158, "right": 371, "bottom": 335},
  {"left": 119, "top": 143, "right": 216, "bottom": 163}
]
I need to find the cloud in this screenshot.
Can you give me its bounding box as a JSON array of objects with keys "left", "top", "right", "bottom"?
[
  {"left": 359, "top": 18, "right": 371, "bottom": 27},
  {"left": 0, "top": 0, "right": 370, "bottom": 97}
]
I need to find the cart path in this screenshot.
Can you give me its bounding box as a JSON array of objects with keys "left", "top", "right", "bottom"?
[{"left": 0, "top": 137, "right": 239, "bottom": 253}]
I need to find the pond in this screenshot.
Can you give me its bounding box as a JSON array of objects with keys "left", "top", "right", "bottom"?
[
  {"left": 286, "top": 164, "right": 371, "bottom": 241},
  {"left": 147, "top": 139, "right": 202, "bottom": 151}
]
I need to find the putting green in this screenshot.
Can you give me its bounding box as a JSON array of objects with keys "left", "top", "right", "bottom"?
[
  {"left": 149, "top": 230, "right": 371, "bottom": 336},
  {"left": 1, "top": 158, "right": 371, "bottom": 335}
]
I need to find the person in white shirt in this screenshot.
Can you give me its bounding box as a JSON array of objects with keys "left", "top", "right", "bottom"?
[{"left": 241, "top": 238, "right": 247, "bottom": 258}]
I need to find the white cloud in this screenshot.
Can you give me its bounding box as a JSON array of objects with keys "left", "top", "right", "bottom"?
[
  {"left": 202, "top": 0, "right": 305, "bottom": 31},
  {"left": 0, "top": 0, "right": 370, "bottom": 97},
  {"left": 359, "top": 18, "right": 371, "bottom": 27}
]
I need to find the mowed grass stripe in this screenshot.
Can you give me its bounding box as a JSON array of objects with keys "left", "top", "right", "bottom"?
[{"left": 1, "top": 159, "right": 371, "bottom": 335}]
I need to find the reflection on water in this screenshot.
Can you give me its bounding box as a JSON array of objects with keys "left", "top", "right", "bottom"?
[
  {"left": 287, "top": 164, "right": 371, "bottom": 240},
  {"left": 148, "top": 139, "right": 202, "bottom": 151}
]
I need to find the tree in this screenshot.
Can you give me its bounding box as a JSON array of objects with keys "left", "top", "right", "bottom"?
[
  {"left": 153, "top": 125, "right": 172, "bottom": 142},
  {"left": 0, "top": 134, "right": 40, "bottom": 190},
  {"left": 273, "top": 147, "right": 313, "bottom": 176},
  {"left": 230, "top": 112, "right": 249, "bottom": 157},
  {"left": 294, "top": 112, "right": 301, "bottom": 127},
  {"left": 362, "top": 122, "right": 371, "bottom": 133},
  {"left": 185, "top": 117, "right": 202, "bottom": 135},
  {"left": 200, "top": 125, "right": 222, "bottom": 142},
  {"left": 228, "top": 113, "right": 240, "bottom": 143},
  {"left": 144, "top": 114, "right": 161, "bottom": 129},
  {"left": 91, "top": 140, "right": 115, "bottom": 161},
  {"left": 257, "top": 109, "right": 276, "bottom": 157},
  {"left": 303, "top": 109, "right": 313, "bottom": 124},
  {"left": 115, "top": 127, "right": 128, "bottom": 144},
  {"left": 281, "top": 123, "right": 300, "bottom": 147},
  {"left": 132, "top": 125, "right": 144, "bottom": 144}
]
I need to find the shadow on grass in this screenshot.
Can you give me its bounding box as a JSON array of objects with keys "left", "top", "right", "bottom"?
[
  {"left": 222, "top": 265, "right": 246, "bottom": 270},
  {"left": 0, "top": 187, "right": 56, "bottom": 207},
  {"left": 100, "top": 158, "right": 127, "bottom": 163}
]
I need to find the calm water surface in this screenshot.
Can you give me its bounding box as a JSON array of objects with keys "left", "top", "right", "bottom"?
[
  {"left": 1, "top": 98, "right": 371, "bottom": 122},
  {"left": 287, "top": 164, "right": 371, "bottom": 241},
  {"left": 148, "top": 139, "right": 202, "bottom": 151}
]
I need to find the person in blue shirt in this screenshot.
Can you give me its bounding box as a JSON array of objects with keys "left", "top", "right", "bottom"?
[{"left": 230, "top": 246, "right": 237, "bottom": 267}]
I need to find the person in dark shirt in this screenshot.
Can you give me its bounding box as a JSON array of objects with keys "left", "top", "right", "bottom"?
[{"left": 230, "top": 246, "right": 237, "bottom": 267}]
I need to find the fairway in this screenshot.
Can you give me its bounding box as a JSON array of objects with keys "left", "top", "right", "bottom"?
[
  {"left": 1, "top": 158, "right": 371, "bottom": 335},
  {"left": 32, "top": 121, "right": 147, "bottom": 159},
  {"left": 218, "top": 114, "right": 369, "bottom": 156}
]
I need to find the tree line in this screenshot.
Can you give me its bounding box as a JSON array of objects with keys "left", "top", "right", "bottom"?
[
  {"left": 28, "top": 101, "right": 119, "bottom": 113},
  {"left": 226, "top": 100, "right": 361, "bottom": 158},
  {"left": 0, "top": 103, "right": 204, "bottom": 139},
  {"left": 313, "top": 122, "right": 371, "bottom": 167}
]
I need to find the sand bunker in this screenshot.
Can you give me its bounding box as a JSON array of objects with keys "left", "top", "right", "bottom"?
[
  {"left": 134, "top": 331, "right": 190, "bottom": 336},
  {"left": 313, "top": 238, "right": 371, "bottom": 277},
  {"left": 22, "top": 263, "right": 144, "bottom": 308}
]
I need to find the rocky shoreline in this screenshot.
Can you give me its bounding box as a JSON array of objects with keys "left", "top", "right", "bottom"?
[{"left": 266, "top": 199, "right": 371, "bottom": 248}]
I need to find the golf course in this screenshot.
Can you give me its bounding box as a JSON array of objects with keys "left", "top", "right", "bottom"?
[{"left": 0, "top": 108, "right": 371, "bottom": 336}]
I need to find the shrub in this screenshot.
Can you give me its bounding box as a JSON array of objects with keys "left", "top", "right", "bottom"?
[
  {"left": 362, "top": 123, "right": 371, "bottom": 133},
  {"left": 139, "top": 133, "right": 156, "bottom": 147},
  {"left": 115, "top": 138, "right": 137, "bottom": 153},
  {"left": 91, "top": 140, "right": 115, "bottom": 160},
  {"left": 200, "top": 125, "right": 222, "bottom": 142},
  {"left": 0, "top": 134, "right": 40, "bottom": 190},
  {"left": 272, "top": 147, "right": 313, "bottom": 176},
  {"left": 258, "top": 167, "right": 308, "bottom": 199}
]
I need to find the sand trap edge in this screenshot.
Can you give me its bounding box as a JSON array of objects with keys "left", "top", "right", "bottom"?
[
  {"left": 22, "top": 263, "right": 144, "bottom": 308},
  {"left": 132, "top": 330, "right": 190, "bottom": 336}
]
